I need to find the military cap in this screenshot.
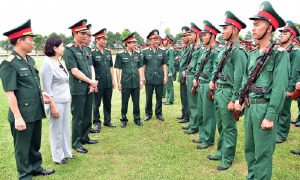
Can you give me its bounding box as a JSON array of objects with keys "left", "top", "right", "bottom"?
[
  {"left": 86, "top": 24, "right": 92, "bottom": 35},
  {"left": 93, "top": 28, "right": 107, "bottom": 38},
  {"left": 220, "top": 11, "right": 247, "bottom": 30},
  {"left": 181, "top": 26, "right": 189, "bottom": 35},
  {"left": 238, "top": 37, "right": 244, "bottom": 44},
  {"left": 279, "top": 20, "right": 300, "bottom": 37},
  {"left": 244, "top": 40, "right": 253, "bottom": 45},
  {"left": 3, "top": 19, "right": 37, "bottom": 40},
  {"left": 294, "top": 37, "right": 300, "bottom": 45},
  {"left": 68, "top": 19, "right": 88, "bottom": 32},
  {"left": 249, "top": 1, "right": 285, "bottom": 31},
  {"left": 159, "top": 35, "right": 163, "bottom": 42},
  {"left": 188, "top": 22, "right": 202, "bottom": 35},
  {"left": 202, "top": 20, "right": 221, "bottom": 36},
  {"left": 147, "top": 29, "right": 159, "bottom": 39},
  {"left": 123, "top": 32, "right": 137, "bottom": 43},
  {"left": 164, "top": 34, "right": 174, "bottom": 43}
]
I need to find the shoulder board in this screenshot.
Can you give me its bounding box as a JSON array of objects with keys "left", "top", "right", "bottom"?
[
  {"left": 117, "top": 50, "right": 125, "bottom": 54},
  {"left": 277, "top": 47, "right": 285, "bottom": 52},
  {"left": 214, "top": 48, "right": 220, "bottom": 52},
  {"left": 105, "top": 48, "right": 111, "bottom": 51},
  {"left": 134, "top": 50, "right": 140, "bottom": 53},
  {"left": 92, "top": 49, "right": 96, "bottom": 52},
  {"left": 201, "top": 47, "right": 205, "bottom": 50},
  {"left": 66, "top": 43, "right": 74, "bottom": 47},
  {"left": 293, "top": 47, "right": 299, "bottom": 51},
  {"left": 5, "top": 55, "right": 15, "bottom": 62},
  {"left": 143, "top": 47, "right": 150, "bottom": 50},
  {"left": 235, "top": 44, "right": 243, "bottom": 49}
]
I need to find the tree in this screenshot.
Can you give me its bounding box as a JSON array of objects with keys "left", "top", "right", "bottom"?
[
  {"left": 48, "top": 32, "right": 59, "bottom": 38},
  {"left": 238, "top": 34, "right": 244, "bottom": 40},
  {"left": 164, "top": 28, "right": 171, "bottom": 35},
  {"left": 106, "top": 31, "right": 115, "bottom": 49},
  {"left": 217, "top": 35, "right": 226, "bottom": 45},
  {"left": 121, "top": 29, "right": 131, "bottom": 47},
  {"left": 174, "top": 33, "right": 182, "bottom": 46},
  {"left": 134, "top": 31, "right": 144, "bottom": 46},
  {"left": 58, "top": 33, "right": 73, "bottom": 46},
  {"left": 0, "top": 38, "right": 13, "bottom": 55},
  {"left": 244, "top": 31, "right": 253, "bottom": 41},
  {"left": 114, "top": 32, "right": 123, "bottom": 51},
  {"left": 33, "top": 34, "right": 45, "bottom": 56}
]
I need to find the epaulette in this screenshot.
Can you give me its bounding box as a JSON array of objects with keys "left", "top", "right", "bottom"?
[
  {"left": 118, "top": 50, "right": 125, "bottom": 54},
  {"left": 5, "top": 55, "right": 15, "bottom": 62},
  {"left": 214, "top": 47, "right": 220, "bottom": 52},
  {"left": 143, "top": 47, "right": 150, "bottom": 50},
  {"left": 276, "top": 46, "right": 285, "bottom": 52},
  {"left": 92, "top": 49, "right": 96, "bottom": 52},
  {"left": 105, "top": 48, "right": 111, "bottom": 51},
  {"left": 201, "top": 47, "right": 205, "bottom": 50},
  {"left": 236, "top": 44, "right": 243, "bottom": 49},
  {"left": 293, "top": 47, "right": 299, "bottom": 51},
  {"left": 66, "top": 43, "right": 74, "bottom": 47},
  {"left": 134, "top": 50, "right": 140, "bottom": 53}
]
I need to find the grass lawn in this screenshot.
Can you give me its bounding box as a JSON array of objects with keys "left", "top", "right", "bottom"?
[{"left": 0, "top": 56, "right": 299, "bottom": 179}]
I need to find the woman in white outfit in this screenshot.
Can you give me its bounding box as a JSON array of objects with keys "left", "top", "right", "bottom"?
[{"left": 41, "top": 36, "right": 74, "bottom": 164}]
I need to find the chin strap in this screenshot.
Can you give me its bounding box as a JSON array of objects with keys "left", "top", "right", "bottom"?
[
  {"left": 204, "top": 33, "right": 213, "bottom": 46},
  {"left": 258, "top": 23, "right": 271, "bottom": 40},
  {"left": 282, "top": 34, "right": 293, "bottom": 45}
]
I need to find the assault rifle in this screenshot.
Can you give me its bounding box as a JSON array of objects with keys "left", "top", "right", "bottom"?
[{"left": 182, "top": 44, "right": 195, "bottom": 85}]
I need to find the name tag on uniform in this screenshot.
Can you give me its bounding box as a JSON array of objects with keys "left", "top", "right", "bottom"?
[
  {"left": 76, "top": 53, "right": 82, "bottom": 55},
  {"left": 123, "top": 58, "right": 128, "bottom": 59},
  {"left": 107, "top": 55, "right": 110, "bottom": 57},
  {"left": 147, "top": 55, "right": 152, "bottom": 56},
  {"left": 20, "top": 68, "right": 28, "bottom": 71},
  {"left": 158, "top": 54, "right": 162, "bottom": 56},
  {"left": 96, "top": 56, "right": 101, "bottom": 58}
]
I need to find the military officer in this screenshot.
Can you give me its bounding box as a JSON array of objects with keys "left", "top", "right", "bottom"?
[
  {"left": 114, "top": 33, "right": 144, "bottom": 127},
  {"left": 91, "top": 28, "right": 116, "bottom": 131},
  {"left": 193, "top": 20, "right": 220, "bottom": 149},
  {"left": 235, "top": 2, "right": 289, "bottom": 179},
  {"left": 64, "top": 19, "right": 98, "bottom": 154},
  {"left": 182, "top": 22, "right": 205, "bottom": 134},
  {"left": 276, "top": 21, "right": 300, "bottom": 143},
  {"left": 143, "top": 30, "right": 168, "bottom": 121},
  {"left": 293, "top": 37, "right": 300, "bottom": 46},
  {"left": 158, "top": 35, "right": 166, "bottom": 50},
  {"left": 162, "top": 34, "right": 176, "bottom": 105},
  {"left": 177, "top": 26, "right": 191, "bottom": 123},
  {"left": 244, "top": 40, "right": 253, "bottom": 51},
  {"left": 0, "top": 19, "right": 55, "bottom": 179},
  {"left": 208, "top": 11, "right": 247, "bottom": 171}
]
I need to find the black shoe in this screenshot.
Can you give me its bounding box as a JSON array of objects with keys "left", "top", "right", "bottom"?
[
  {"left": 90, "top": 128, "right": 100, "bottom": 133},
  {"left": 76, "top": 146, "right": 88, "bottom": 153},
  {"left": 179, "top": 119, "right": 189, "bottom": 123},
  {"left": 144, "top": 117, "right": 151, "bottom": 121},
  {"left": 55, "top": 159, "right": 67, "bottom": 165},
  {"left": 95, "top": 125, "right": 101, "bottom": 131},
  {"left": 135, "top": 121, "right": 143, "bottom": 126},
  {"left": 104, "top": 123, "right": 116, "bottom": 128},
  {"left": 34, "top": 170, "right": 55, "bottom": 176},
  {"left": 177, "top": 116, "right": 183, "bottom": 120},
  {"left": 84, "top": 140, "right": 98, "bottom": 145},
  {"left": 121, "top": 122, "right": 127, "bottom": 128},
  {"left": 295, "top": 123, "right": 300, "bottom": 127},
  {"left": 158, "top": 116, "right": 164, "bottom": 121}
]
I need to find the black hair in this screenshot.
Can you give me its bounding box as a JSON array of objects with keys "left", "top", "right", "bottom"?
[
  {"left": 10, "top": 36, "right": 27, "bottom": 46},
  {"left": 44, "top": 36, "right": 63, "bottom": 57}
]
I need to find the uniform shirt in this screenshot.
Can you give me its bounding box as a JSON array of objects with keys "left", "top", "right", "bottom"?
[
  {"left": 242, "top": 43, "right": 290, "bottom": 121},
  {"left": 174, "top": 49, "right": 180, "bottom": 69},
  {"left": 187, "top": 43, "right": 205, "bottom": 74},
  {"left": 91, "top": 47, "right": 113, "bottom": 89},
  {"left": 178, "top": 44, "right": 192, "bottom": 82},
  {"left": 165, "top": 46, "right": 176, "bottom": 74},
  {"left": 0, "top": 49, "right": 46, "bottom": 122},
  {"left": 286, "top": 44, "right": 300, "bottom": 93},
  {"left": 142, "top": 46, "right": 168, "bottom": 85},
  {"left": 63, "top": 40, "right": 92, "bottom": 95},
  {"left": 212, "top": 41, "right": 247, "bottom": 102},
  {"left": 195, "top": 44, "right": 220, "bottom": 82},
  {"left": 114, "top": 49, "right": 143, "bottom": 89}
]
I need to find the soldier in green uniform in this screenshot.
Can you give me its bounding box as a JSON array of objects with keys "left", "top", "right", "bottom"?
[
  {"left": 276, "top": 21, "right": 300, "bottom": 143},
  {"left": 177, "top": 27, "right": 191, "bottom": 123},
  {"left": 244, "top": 40, "right": 253, "bottom": 51},
  {"left": 114, "top": 33, "right": 144, "bottom": 127},
  {"left": 193, "top": 20, "right": 220, "bottom": 149},
  {"left": 143, "top": 30, "right": 168, "bottom": 121},
  {"left": 158, "top": 35, "right": 166, "bottom": 51},
  {"left": 291, "top": 82, "right": 300, "bottom": 154},
  {"left": 235, "top": 2, "right": 289, "bottom": 179},
  {"left": 208, "top": 11, "right": 247, "bottom": 170},
  {"left": 216, "top": 41, "right": 220, "bottom": 48},
  {"left": 291, "top": 37, "right": 300, "bottom": 126},
  {"left": 0, "top": 19, "right": 55, "bottom": 179},
  {"left": 91, "top": 28, "right": 116, "bottom": 131},
  {"left": 182, "top": 22, "right": 205, "bottom": 134},
  {"left": 64, "top": 19, "right": 98, "bottom": 154},
  {"left": 162, "top": 34, "right": 176, "bottom": 105},
  {"left": 172, "top": 42, "right": 180, "bottom": 81}
]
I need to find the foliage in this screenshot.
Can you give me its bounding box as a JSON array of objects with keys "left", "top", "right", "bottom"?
[
  {"left": 0, "top": 38, "right": 13, "bottom": 54},
  {"left": 33, "top": 34, "right": 46, "bottom": 56}
]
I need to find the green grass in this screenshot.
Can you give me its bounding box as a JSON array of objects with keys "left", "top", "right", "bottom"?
[{"left": 0, "top": 57, "right": 300, "bottom": 179}]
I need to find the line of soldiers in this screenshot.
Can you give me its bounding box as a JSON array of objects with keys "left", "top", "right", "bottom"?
[{"left": 1, "top": 1, "right": 300, "bottom": 179}]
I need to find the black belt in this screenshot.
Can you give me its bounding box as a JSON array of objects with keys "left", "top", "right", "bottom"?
[
  {"left": 249, "top": 98, "right": 270, "bottom": 104},
  {"left": 200, "top": 80, "right": 209, "bottom": 84},
  {"left": 186, "top": 72, "right": 194, "bottom": 75},
  {"left": 217, "top": 84, "right": 233, "bottom": 88}
]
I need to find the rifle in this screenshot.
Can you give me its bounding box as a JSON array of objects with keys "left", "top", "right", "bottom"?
[
  {"left": 191, "top": 45, "right": 213, "bottom": 95},
  {"left": 208, "top": 40, "right": 235, "bottom": 100},
  {"left": 233, "top": 41, "right": 277, "bottom": 121},
  {"left": 182, "top": 44, "right": 195, "bottom": 85}
]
